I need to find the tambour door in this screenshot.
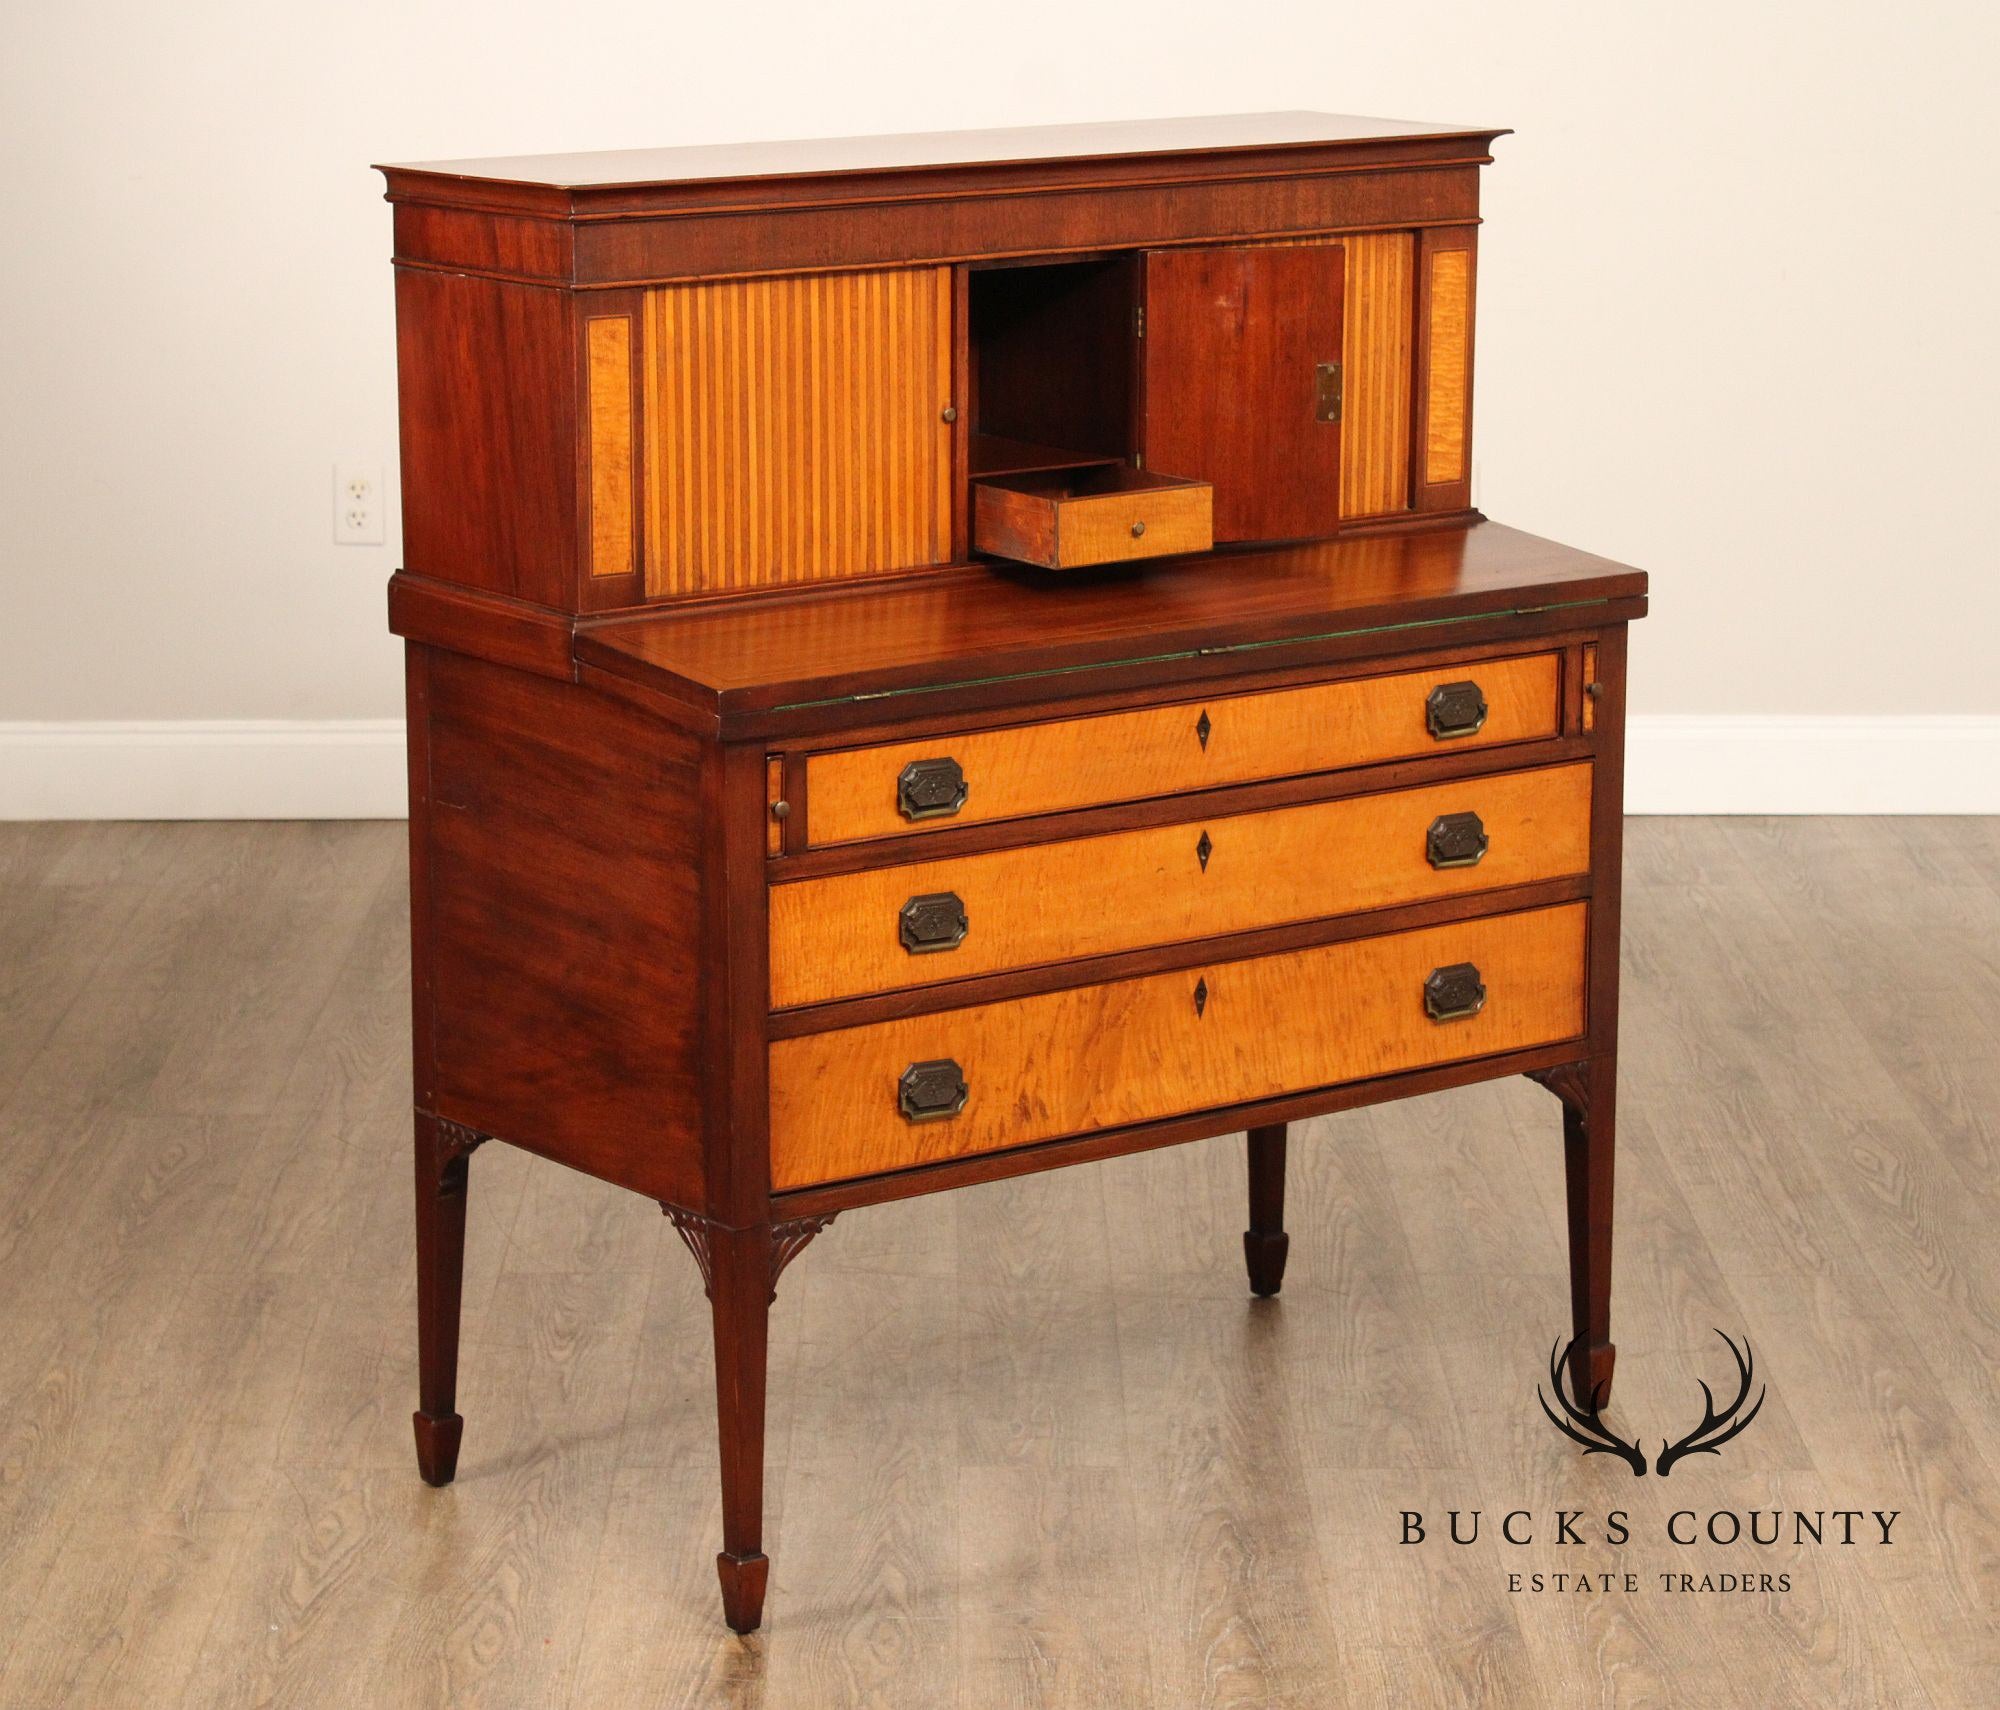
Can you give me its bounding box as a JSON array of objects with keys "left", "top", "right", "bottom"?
[
  {"left": 625, "top": 267, "right": 956, "bottom": 597},
  {"left": 1139, "top": 245, "right": 1347, "bottom": 542}
]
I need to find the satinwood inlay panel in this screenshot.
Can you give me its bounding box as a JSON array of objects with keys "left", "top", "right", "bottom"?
[
  {"left": 1424, "top": 248, "right": 1471, "bottom": 486},
  {"left": 586, "top": 315, "right": 636, "bottom": 577}
]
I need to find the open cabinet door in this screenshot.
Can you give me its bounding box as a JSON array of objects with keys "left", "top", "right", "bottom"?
[{"left": 1139, "top": 245, "right": 1345, "bottom": 543}]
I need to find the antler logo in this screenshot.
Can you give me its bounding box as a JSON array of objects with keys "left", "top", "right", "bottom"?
[
  {"left": 1538, "top": 1331, "right": 1767, "bottom": 1477},
  {"left": 1654, "top": 1331, "right": 1766, "bottom": 1475},
  {"left": 1537, "top": 1338, "right": 1648, "bottom": 1475}
]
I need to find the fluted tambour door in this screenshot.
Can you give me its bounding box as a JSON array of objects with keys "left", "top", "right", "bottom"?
[
  {"left": 641, "top": 267, "right": 954, "bottom": 596},
  {"left": 1246, "top": 231, "right": 1415, "bottom": 519}
]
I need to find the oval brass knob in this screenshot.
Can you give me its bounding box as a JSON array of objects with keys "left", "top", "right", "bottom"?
[
  {"left": 770, "top": 799, "right": 791, "bottom": 821},
  {"left": 1130, "top": 520, "right": 1146, "bottom": 538},
  {"left": 940, "top": 405, "right": 958, "bottom": 424},
  {"left": 1425, "top": 679, "right": 1489, "bottom": 740},
  {"left": 1425, "top": 811, "right": 1488, "bottom": 869},
  {"left": 898, "top": 1058, "right": 968, "bottom": 1123},
  {"left": 896, "top": 756, "right": 968, "bottom": 821},
  {"left": 1423, "top": 962, "right": 1487, "bottom": 1022},
  {"left": 899, "top": 891, "right": 969, "bottom": 955}
]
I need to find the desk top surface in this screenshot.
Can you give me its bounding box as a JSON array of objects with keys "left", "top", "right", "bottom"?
[
  {"left": 575, "top": 521, "right": 1646, "bottom": 722},
  {"left": 379, "top": 111, "right": 1502, "bottom": 193}
]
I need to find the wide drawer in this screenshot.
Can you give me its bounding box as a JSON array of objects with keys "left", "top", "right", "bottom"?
[
  {"left": 769, "top": 902, "right": 1587, "bottom": 1190},
  {"left": 803, "top": 652, "right": 1560, "bottom": 846},
  {"left": 771, "top": 763, "right": 1592, "bottom": 1008},
  {"left": 973, "top": 466, "right": 1214, "bottom": 569}
]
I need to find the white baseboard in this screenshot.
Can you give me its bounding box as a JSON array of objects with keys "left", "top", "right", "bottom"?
[
  {"left": 0, "top": 720, "right": 408, "bottom": 821},
  {"left": 1, "top": 715, "right": 1996, "bottom": 820},
  {"left": 1625, "top": 715, "right": 2000, "bottom": 814}
]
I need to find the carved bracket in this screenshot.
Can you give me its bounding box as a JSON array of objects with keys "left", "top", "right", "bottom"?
[
  {"left": 661, "top": 1208, "right": 838, "bottom": 1303},
  {"left": 769, "top": 1214, "right": 837, "bottom": 1300},
  {"left": 425, "top": 1116, "right": 490, "bottom": 1181},
  {"left": 664, "top": 1207, "right": 718, "bottom": 1298},
  {"left": 1526, "top": 1060, "right": 1591, "bottom": 1119}
]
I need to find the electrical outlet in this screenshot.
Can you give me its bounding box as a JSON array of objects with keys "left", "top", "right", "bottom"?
[{"left": 333, "top": 460, "right": 385, "bottom": 545}]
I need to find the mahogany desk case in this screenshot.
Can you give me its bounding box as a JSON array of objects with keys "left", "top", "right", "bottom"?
[{"left": 378, "top": 112, "right": 1647, "bottom": 1632}]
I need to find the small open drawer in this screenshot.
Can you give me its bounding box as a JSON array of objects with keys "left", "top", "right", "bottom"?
[{"left": 972, "top": 465, "right": 1214, "bottom": 570}]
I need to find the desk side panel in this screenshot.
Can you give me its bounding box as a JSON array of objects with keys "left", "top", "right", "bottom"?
[
  {"left": 414, "top": 646, "right": 705, "bottom": 1204},
  {"left": 394, "top": 269, "right": 576, "bottom": 607}
]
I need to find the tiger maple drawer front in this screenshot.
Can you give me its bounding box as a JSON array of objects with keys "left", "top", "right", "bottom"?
[
  {"left": 769, "top": 903, "right": 1587, "bottom": 1190},
  {"left": 770, "top": 763, "right": 1592, "bottom": 1008},
  {"left": 803, "top": 652, "right": 1561, "bottom": 846}
]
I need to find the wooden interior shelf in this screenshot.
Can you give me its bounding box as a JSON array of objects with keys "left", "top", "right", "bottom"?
[{"left": 967, "top": 433, "right": 1122, "bottom": 480}]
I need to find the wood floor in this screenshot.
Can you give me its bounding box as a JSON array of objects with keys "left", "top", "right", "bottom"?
[{"left": 2, "top": 817, "right": 1997, "bottom": 1708}]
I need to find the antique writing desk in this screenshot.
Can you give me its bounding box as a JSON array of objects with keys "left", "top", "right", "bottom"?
[{"left": 379, "top": 112, "right": 1646, "bottom": 1632}]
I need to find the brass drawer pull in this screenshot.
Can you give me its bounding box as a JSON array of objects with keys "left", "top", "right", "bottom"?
[
  {"left": 896, "top": 756, "right": 967, "bottom": 821},
  {"left": 1423, "top": 962, "right": 1487, "bottom": 1022},
  {"left": 898, "top": 1058, "right": 969, "bottom": 1122},
  {"left": 1425, "top": 679, "right": 1489, "bottom": 740},
  {"left": 1425, "top": 811, "right": 1489, "bottom": 869},
  {"left": 899, "top": 891, "right": 969, "bottom": 954}
]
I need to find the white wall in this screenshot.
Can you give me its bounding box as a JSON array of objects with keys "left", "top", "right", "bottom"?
[{"left": 3, "top": 1, "right": 1996, "bottom": 812}]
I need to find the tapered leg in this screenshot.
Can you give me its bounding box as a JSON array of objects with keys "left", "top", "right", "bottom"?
[
  {"left": 412, "top": 1114, "right": 483, "bottom": 1485},
  {"left": 665, "top": 1207, "right": 834, "bottom": 1632},
  {"left": 1243, "top": 1122, "right": 1290, "bottom": 1297},
  {"left": 1542, "top": 1058, "right": 1616, "bottom": 1407},
  {"left": 708, "top": 1222, "right": 774, "bottom": 1633}
]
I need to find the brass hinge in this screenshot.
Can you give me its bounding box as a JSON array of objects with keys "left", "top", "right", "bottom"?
[
  {"left": 1315, "top": 360, "right": 1343, "bottom": 423},
  {"left": 1134, "top": 304, "right": 1145, "bottom": 339}
]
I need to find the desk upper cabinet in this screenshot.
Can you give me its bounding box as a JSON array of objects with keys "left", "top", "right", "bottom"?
[
  {"left": 380, "top": 112, "right": 1644, "bottom": 1634},
  {"left": 382, "top": 112, "right": 1487, "bottom": 612}
]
